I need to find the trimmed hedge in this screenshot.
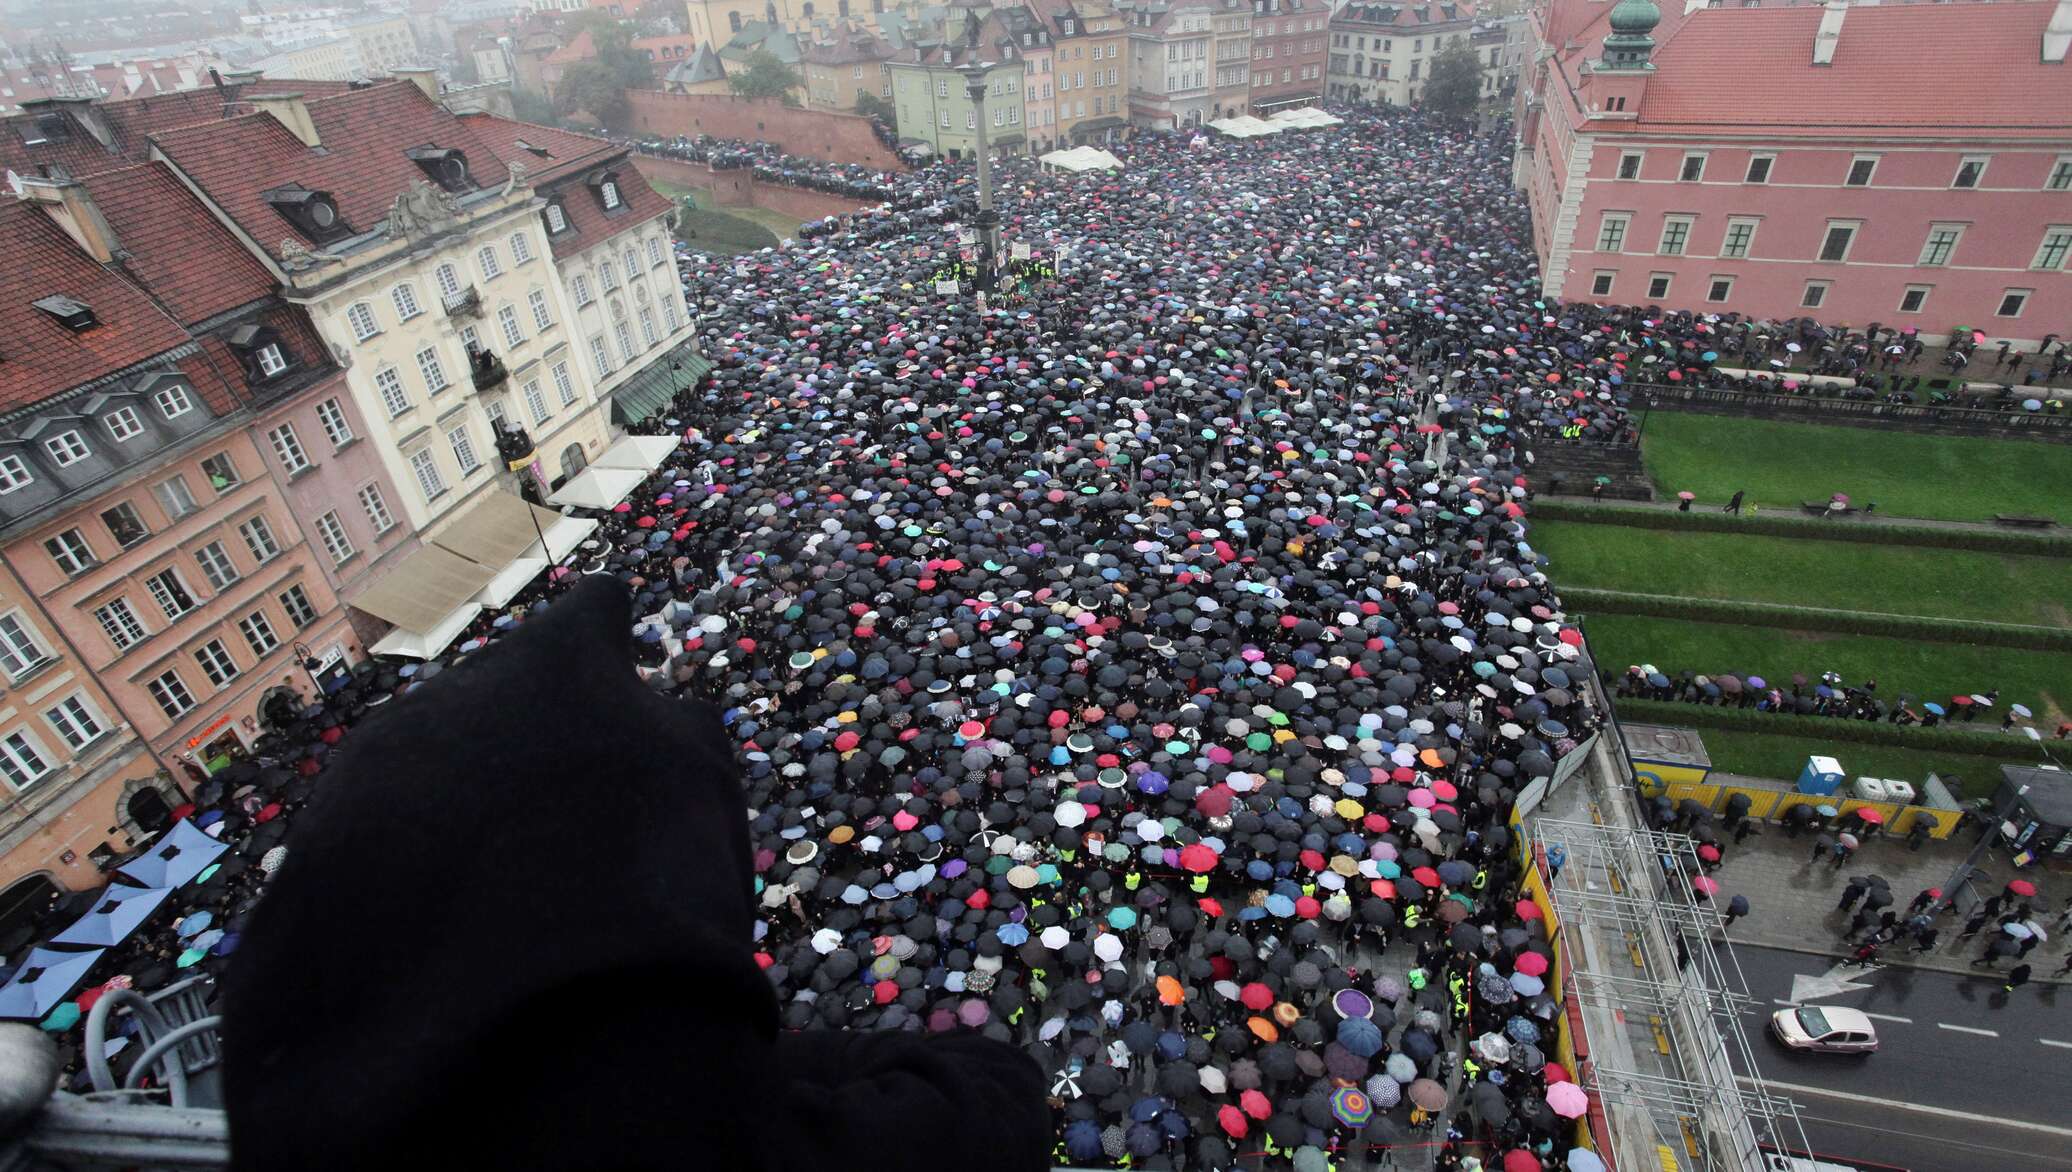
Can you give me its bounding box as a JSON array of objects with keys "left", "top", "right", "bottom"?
[
  {"left": 1526, "top": 498, "right": 2072, "bottom": 558},
  {"left": 1610, "top": 697, "right": 2048, "bottom": 764},
  {"left": 1559, "top": 587, "right": 2072, "bottom": 652}
]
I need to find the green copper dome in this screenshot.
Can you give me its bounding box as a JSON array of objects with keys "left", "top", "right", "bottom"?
[{"left": 1608, "top": 0, "right": 1661, "bottom": 35}]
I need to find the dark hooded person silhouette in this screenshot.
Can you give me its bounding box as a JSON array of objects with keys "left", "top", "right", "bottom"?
[{"left": 220, "top": 577, "right": 1049, "bottom": 1172}]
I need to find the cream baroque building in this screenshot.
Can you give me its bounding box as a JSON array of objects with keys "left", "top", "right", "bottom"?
[{"left": 148, "top": 79, "right": 652, "bottom": 539}]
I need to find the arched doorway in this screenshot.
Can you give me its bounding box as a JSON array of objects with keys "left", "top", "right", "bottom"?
[
  {"left": 560, "top": 442, "right": 588, "bottom": 482},
  {"left": 127, "top": 786, "right": 174, "bottom": 834}
]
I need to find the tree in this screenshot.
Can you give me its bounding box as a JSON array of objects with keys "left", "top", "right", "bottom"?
[
  {"left": 1422, "top": 39, "right": 1484, "bottom": 120},
  {"left": 854, "top": 91, "right": 894, "bottom": 122},
  {"left": 728, "top": 49, "right": 803, "bottom": 105},
  {"left": 552, "top": 15, "right": 655, "bottom": 129}
]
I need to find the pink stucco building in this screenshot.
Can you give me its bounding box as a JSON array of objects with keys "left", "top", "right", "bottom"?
[{"left": 1515, "top": 0, "right": 2072, "bottom": 347}]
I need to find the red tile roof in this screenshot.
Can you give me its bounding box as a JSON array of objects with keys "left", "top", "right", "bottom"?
[
  {"left": 149, "top": 81, "right": 519, "bottom": 265},
  {"left": 454, "top": 113, "right": 670, "bottom": 258},
  {"left": 1635, "top": 2, "right": 2071, "bottom": 136},
  {"left": 542, "top": 160, "right": 673, "bottom": 261},
  {"left": 0, "top": 200, "right": 194, "bottom": 413},
  {"left": 454, "top": 113, "right": 621, "bottom": 185},
  {"left": 81, "top": 163, "right": 280, "bottom": 327},
  {"left": 0, "top": 80, "right": 359, "bottom": 179},
  {"left": 544, "top": 29, "right": 596, "bottom": 65}
]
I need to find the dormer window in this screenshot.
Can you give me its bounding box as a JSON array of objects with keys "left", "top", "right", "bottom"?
[
  {"left": 543, "top": 198, "right": 570, "bottom": 235},
  {"left": 588, "top": 170, "right": 624, "bottom": 212},
  {"left": 33, "top": 296, "right": 96, "bottom": 332},
  {"left": 262, "top": 183, "right": 351, "bottom": 244},
  {"left": 228, "top": 323, "right": 296, "bottom": 383},
  {"left": 407, "top": 145, "right": 476, "bottom": 193}
]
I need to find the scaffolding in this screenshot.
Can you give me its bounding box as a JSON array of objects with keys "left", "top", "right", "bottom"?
[{"left": 1532, "top": 814, "right": 1814, "bottom": 1172}]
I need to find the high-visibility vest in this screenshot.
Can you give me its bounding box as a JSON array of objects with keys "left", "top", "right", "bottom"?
[
  {"left": 1191, "top": 874, "right": 1210, "bottom": 894},
  {"left": 1125, "top": 871, "right": 1142, "bottom": 891},
  {"left": 1471, "top": 869, "right": 1488, "bottom": 891},
  {"left": 1404, "top": 906, "right": 1421, "bottom": 928}
]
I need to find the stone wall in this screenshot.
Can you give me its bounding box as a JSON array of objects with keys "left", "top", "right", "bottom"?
[
  {"left": 623, "top": 90, "right": 903, "bottom": 170},
  {"left": 631, "top": 156, "right": 872, "bottom": 225}
]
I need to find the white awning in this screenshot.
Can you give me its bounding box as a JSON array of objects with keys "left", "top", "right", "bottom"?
[
  {"left": 1039, "top": 145, "right": 1125, "bottom": 173},
  {"left": 591, "top": 434, "right": 682, "bottom": 473},
  {"left": 348, "top": 544, "right": 497, "bottom": 634},
  {"left": 548, "top": 466, "right": 647, "bottom": 509},
  {"left": 476, "top": 554, "right": 550, "bottom": 608},
  {"left": 540, "top": 514, "right": 599, "bottom": 562},
  {"left": 368, "top": 602, "right": 482, "bottom": 660}
]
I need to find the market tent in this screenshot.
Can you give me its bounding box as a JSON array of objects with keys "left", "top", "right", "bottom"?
[
  {"left": 431, "top": 490, "right": 568, "bottom": 572},
  {"left": 0, "top": 947, "right": 106, "bottom": 1020},
  {"left": 1040, "top": 146, "right": 1125, "bottom": 173},
  {"left": 352, "top": 545, "right": 496, "bottom": 660},
  {"left": 538, "top": 514, "right": 599, "bottom": 562},
  {"left": 548, "top": 466, "right": 647, "bottom": 509},
  {"left": 474, "top": 554, "right": 551, "bottom": 608},
  {"left": 48, "top": 884, "right": 173, "bottom": 948},
  {"left": 592, "top": 434, "right": 683, "bottom": 474},
  {"left": 116, "top": 819, "right": 228, "bottom": 889},
  {"left": 1269, "top": 107, "right": 1342, "bottom": 128}
]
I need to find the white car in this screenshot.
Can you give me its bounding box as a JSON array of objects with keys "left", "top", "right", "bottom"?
[{"left": 1771, "top": 1005, "right": 1879, "bottom": 1054}]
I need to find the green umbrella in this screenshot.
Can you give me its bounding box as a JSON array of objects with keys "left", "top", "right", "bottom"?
[{"left": 1246, "top": 732, "right": 1273, "bottom": 752}]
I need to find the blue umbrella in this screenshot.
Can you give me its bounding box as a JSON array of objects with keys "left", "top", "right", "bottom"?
[
  {"left": 1155, "top": 1030, "right": 1187, "bottom": 1061},
  {"left": 116, "top": 820, "right": 228, "bottom": 889},
  {"left": 1504, "top": 1016, "right": 1542, "bottom": 1044},
  {"left": 0, "top": 947, "right": 106, "bottom": 1020},
  {"left": 1266, "top": 893, "right": 1297, "bottom": 918},
  {"left": 1924, "top": 702, "right": 1946, "bottom": 716},
  {"left": 1063, "top": 1119, "right": 1104, "bottom": 1163},
  {"left": 1108, "top": 906, "right": 1139, "bottom": 930},
  {"left": 1125, "top": 1121, "right": 1163, "bottom": 1157},
  {"left": 175, "top": 910, "right": 215, "bottom": 939},
  {"left": 49, "top": 885, "right": 173, "bottom": 948},
  {"left": 1337, "top": 1015, "right": 1386, "bottom": 1058},
  {"left": 1130, "top": 1096, "right": 1166, "bottom": 1122},
  {"left": 1508, "top": 972, "right": 1545, "bottom": 996},
  {"left": 995, "top": 922, "right": 1029, "bottom": 947}
]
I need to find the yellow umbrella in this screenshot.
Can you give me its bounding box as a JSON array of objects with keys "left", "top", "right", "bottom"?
[{"left": 1335, "top": 798, "right": 1364, "bottom": 820}]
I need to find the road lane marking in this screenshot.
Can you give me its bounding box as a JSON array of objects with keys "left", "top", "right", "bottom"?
[
  {"left": 2041, "top": 1038, "right": 2072, "bottom": 1049},
  {"left": 1741, "top": 1077, "right": 2072, "bottom": 1138},
  {"left": 1860, "top": 1011, "right": 1912, "bottom": 1024},
  {"left": 1772, "top": 999, "right": 1798, "bottom": 1007},
  {"left": 1937, "top": 1022, "right": 1998, "bottom": 1037}
]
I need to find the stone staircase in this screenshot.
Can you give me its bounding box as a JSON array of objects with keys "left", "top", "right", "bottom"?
[{"left": 1526, "top": 441, "right": 1655, "bottom": 501}]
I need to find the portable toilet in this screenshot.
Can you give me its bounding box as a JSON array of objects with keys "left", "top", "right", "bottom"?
[
  {"left": 1883, "top": 779, "right": 1917, "bottom": 806},
  {"left": 1797, "top": 756, "right": 1844, "bottom": 795},
  {"left": 1853, "top": 777, "right": 1890, "bottom": 804}
]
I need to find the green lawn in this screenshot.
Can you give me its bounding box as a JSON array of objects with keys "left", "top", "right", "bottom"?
[
  {"left": 1659, "top": 725, "right": 2008, "bottom": 797},
  {"left": 650, "top": 181, "right": 805, "bottom": 248},
  {"left": 1637, "top": 412, "right": 2072, "bottom": 523},
  {"left": 1582, "top": 613, "right": 2070, "bottom": 725},
  {"left": 1531, "top": 522, "right": 2072, "bottom": 629}
]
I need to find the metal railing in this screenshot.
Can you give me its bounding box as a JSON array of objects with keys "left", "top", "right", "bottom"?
[{"left": 1631, "top": 383, "right": 2072, "bottom": 438}]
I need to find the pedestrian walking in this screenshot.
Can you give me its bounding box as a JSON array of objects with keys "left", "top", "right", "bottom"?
[
  {"left": 1961, "top": 908, "right": 1991, "bottom": 938},
  {"left": 1908, "top": 888, "right": 1937, "bottom": 915},
  {"left": 1843, "top": 940, "right": 1880, "bottom": 968},
  {"left": 1838, "top": 877, "right": 1868, "bottom": 912},
  {"left": 1724, "top": 489, "right": 1745, "bottom": 515},
  {"left": 1912, "top": 926, "right": 1939, "bottom": 953},
  {"left": 2003, "top": 963, "right": 2033, "bottom": 994},
  {"left": 1844, "top": 907, "right": 1871, "bottom": 938}
]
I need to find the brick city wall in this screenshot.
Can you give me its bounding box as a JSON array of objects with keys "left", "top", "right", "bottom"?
[
  {"left": 632, "top": 156, "right": 872, "bottom": 223},
  {"left": 623, "top": 91, "right": 903, "bottom": 170}
]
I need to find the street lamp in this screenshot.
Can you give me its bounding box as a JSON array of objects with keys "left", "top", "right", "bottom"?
[{"left": 956, "top": 60, "right": 1003, "bottom": 295}]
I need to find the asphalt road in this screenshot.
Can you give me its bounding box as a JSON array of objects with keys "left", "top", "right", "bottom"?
[{"left": 1724, "top": 942, "right": 2072, "bottom": 1172}]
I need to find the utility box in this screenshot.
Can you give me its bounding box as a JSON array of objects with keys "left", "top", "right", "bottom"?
[{"left": 1797, "top": 756, "right": 1844, "bottom": 796}]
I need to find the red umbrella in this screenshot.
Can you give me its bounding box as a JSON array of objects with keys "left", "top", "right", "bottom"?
[
  {"left": 1544, "top": 1061, "right": 1572, "bottom": 1084},
  {"left": 1503, "top": 1150, "right": 1542, "bottom": 1172},
  {"left": 1691, "top": 876, "right": 1720, "bottom": 895},
  {"left": 1514, "top": 951, "right": 1549, "bottom": 977},
  {"left": 1218, "top": 1105, "right": 1249, "bottom": 1138},
  {"left": 1697, "top": 844, "right": 1721, "bottom": 861},
  {"left": 1240, "top": 1088, "right": 1272, "bottom": 1120},
  {"left": 2007, "top": 879, "right": 2038, "bottom": 898},
  {"left": 1295, "top": 896, "right": 1321, "bottom": 920},
  {"left": 1241, "top": 982, "right": 1274, "bottom": 1010},
  {"left": 1411, "top": 866, "right": 1442, "bottom": 887},
  {"left": 1514, "top": 899, "right": 1544, "bottom": 921},
  {"left": 1853, "top": 808, "right": 1884, "bottom": 825},
  {"left": 1369, "top": 879, "right": 1397, "bottom": 899},
  {"left": 1198, "top": 897, "right": 1225, "bottom": 917},
  {"left": 1180, "top": 844, "right": 1219, "bottom": 874},
  {"left": 1429, "top": 780, "right": 1458, "bottom": 801}
]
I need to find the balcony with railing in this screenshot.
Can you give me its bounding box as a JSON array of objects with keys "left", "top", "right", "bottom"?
[
  {"left": 467, "top": 346, "right": 509, "bottom": 393},
  {"left": 442, "top": 285, "right": 483, "bottom": 320}
]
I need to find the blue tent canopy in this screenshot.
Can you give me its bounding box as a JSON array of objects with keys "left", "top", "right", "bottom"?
[
  {"left": 116, "top": 819, "right": 228, "bottom": 889},
  {"left": 48, "top": 884, "right": 174, "bottom": 948},
  {"left": 0, "top": 946, "right": 106, "bottom": 1020}
]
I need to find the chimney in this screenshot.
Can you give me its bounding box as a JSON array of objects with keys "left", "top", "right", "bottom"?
[
  {"left": 20, "top": 95, "right": 114, "bottom": 148},
  {"left": 2047, "top": 0, "right": 2072, "bottom": 63},
  {"left": 16, "top": 172, "right": 122, "bottom": 263},
  {"left": 1812, "top": 0, "right": 1846, "bottom": 65},
  {"left": 249, "top": 92, "right": 321, "bottom": 147},
  {"left": 393, "top": 65, "right": 440, "bottom": 101}
]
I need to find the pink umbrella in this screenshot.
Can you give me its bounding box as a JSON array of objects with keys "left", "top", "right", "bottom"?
[
  {"left": 1546, "top": 1081, "right": 1590, "bottom": 1119},
  {"left": 1514, "top": 951, "right": 1549, "bottom": 977},
  {"left": 1691, "top": 876, "right": 1720, "bottom": 896},
  {"left": 1408, "top": 789, "right": 1436, "bottom": 809}
]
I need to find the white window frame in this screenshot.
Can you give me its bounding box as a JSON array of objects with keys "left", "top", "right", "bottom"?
[
  {"left": 358, "top": 483, "right": 396, "bottom": 533},
  {"left": 571, "top": 274, "right": 594, "bottom": 307},
  {"left": 434, "top": 262, "right": 463, "bottom": 301},
  {"left": 449, "top": 424, "right": 483, "bottom": 476},
  {"left": 477, "top": 244, "right": 504, "bottom": 280},
  {"left": 44, "top": 430, "right": 90, "bottom": 467},
  {"left": 1918, "top": 223, "right": 1964, "bottom": 268},
  {"left": 346, "top": 301, "right": 379, "bottom": 341},
  {"left": 154, "top": 384, "right": 193, "bottom": 420},
  {"left": 2049, "top": 157, "right": 2072, "bottom": 192},
  {"left": 1844, "top": 155, "right": 1877, "bottom": 187},
  {"left": 1720, "top": 217, "right": 1758, "bottom": 260},
  {"left": 316, "top": 398, "right": 354, "bottom": 447},
  {"left": 638, "top": 306, "right": 659, "bottom": 348},
  {"left": 1898, "top": 285, "right": 1931, "bottom": 314},
  {"left": 1951, "top": 155, "right": 1988, "bottom": 189},
  {"left": 255, "top": 343, "right": 288, "bottom": 378},
  {"left": 1705, "top": 276, "right": 1733, "bottom": 303},
  {"left": 0, "top": 612, "right": 51, "bottom": 680},
  {"left": 1743, "top": 154, "right": 1773, "bottom": 184},
  {"left": 1589, "top": 271, "right": 1615, "bottom": 297},
  {"left": 646, "top": 236, "right": 666, "bottom": 268},
  {"left": 545, "top": 203, "right": 569, "bottom": 234},
  {"left": 148, "top": 669, "right": 195, "bottom": 718},
  {"left": 1677, "top": 152, "right": 1706, "bottom": 182},
  {"left": 0, "top": 729, "right": 52, "bottom": 791},
  {"left": 314, "top": 510, "right": 356, "bottom": 564},
  {"left": 408, "top": 449, "right": 447, "bottom": 501},
  {"left": 2031, "top": 226, "right": 2072, "bottom": 272},
  {"left": 1645, "top": 272, "right": 1672, "bottom": 300},
  {"left": 510, "top": 231, "right": 534, "bottom": 264},
  {"left": 279, "top": 584, "right": 318, "bottom": 629},
  {"left": 522, "top": 379, "right": 551, "bottom": 425},
  {"left": 239, "top": 514, "right": 281, "bottom": 564},
  {"left": 0, "top": 455, "right": 31, "bottom": 494},
  {"left": 194, "top": 540, "right": 240, "bottom": 591},
  {"left": 1996, "top": 288, "right": 2032, "bottom": 318},
  {"left": 498, "top": 304, "right": 527, "bottom": 348},
  {"left": 95, "top": 598, "right": 147, "bottom": 650},
  {"left": 529, "top": 289, "right": 554, "bottom": 332},
  {"left": 600, "top": 180, "right": 621, "bottom": 210},
  {"left": 391, "top": 283, "right": 423, "bottom": 321},
  {"left": 45, "top": 529, "right": 95, "bottom": 576},
  {"left": 1595, "top": 213, "right": 1630, "bottom": 253},
  {"left": 374, "top": 367, "right": 411, "bottom": 418},
  {"left": 552, "top": 361, "right": 578, "bottom": 407},
  {"left": 1818, "top": 221, "right": 1858, "bottom": 263},
  {"left": 1801, "top": 280, "right": 1831, "bottom": 309},
  {"left": 193, "top": 639, "right": 239, "bottom": 687},
  {"left": 1656, "top": 215, "right": 1694, "bottom": 257},
  {"left": 45, "top": 693, "right": 107, "bottom": 750},
  {"left": 105, "top": 406, "right": 144, "bottom": 442},
  {"left": 268, "top": 423, "right": 311, "bottom": 474},
  {"left": 239, "top": 610, "right": 280, "bottom": 659},
  {"left": 145, "top": 567, "right": 196, "bottom": 620}
]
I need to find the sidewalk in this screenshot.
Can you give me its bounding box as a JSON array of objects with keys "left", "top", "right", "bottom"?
[
  {"left": 1554, "top": 494, "right": 2047, "bottom": 533},
  {"left": 1707, "top": 823, "right": 2071, "bottom": 983}
]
